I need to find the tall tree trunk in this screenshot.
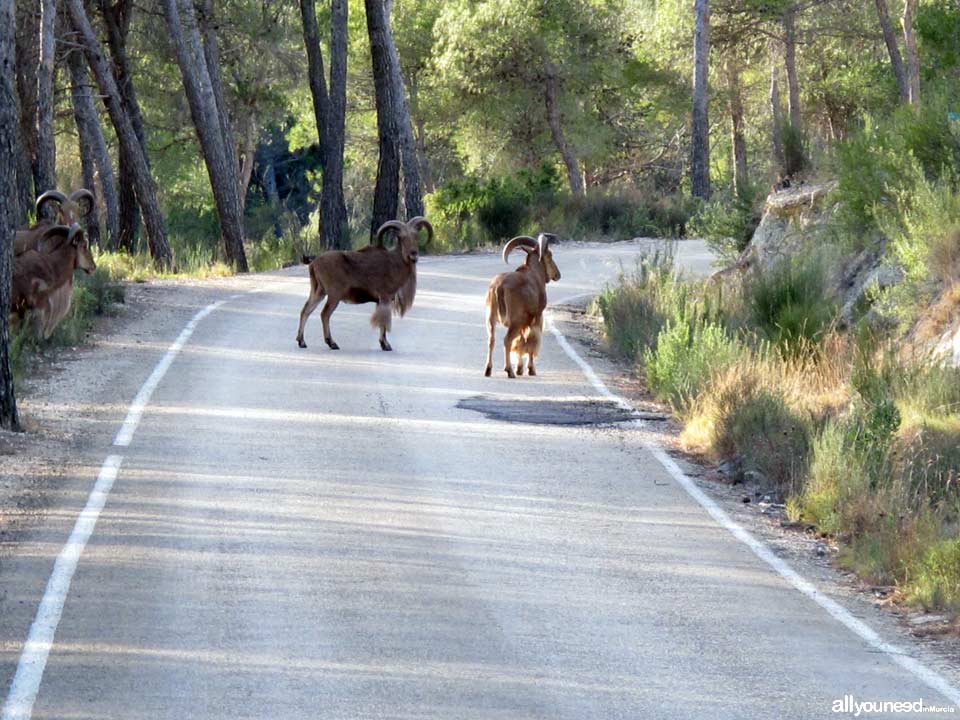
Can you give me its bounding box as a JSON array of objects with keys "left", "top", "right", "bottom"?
[
  {"left": 35, "top": 0, "right": 57, "bottom": 204},
  {"left": 725, "top": 58, "right": 747, "bottom": 198},
  {"left": 384, "top": 0, "right": 424, "bottom": 218},
  {"left": 902, "top": 0, "right": 920, "bottom": 106},
  {"left": 0, "top": 0, "right": 22, "bottom": 431},
  {"left": 67, "top": 44, "right": 120, "bottom": 248},
  {"left": 543, "top": 59, "right": 585, "bottom": 197},
  {"left": 365, "top": 0, "right": 401, "bottom": 239},
  {"left": 322, "top": 0, "right": 349, "bottom": 250},
  {"left": 770, "top": 57, "right": 784, "bottom": 176},
  {"left": 100, "top": 0, "right": 148, "bottom": 251},
  {"left": 163, "top": 0, "right": 248, "bottom": 271},
  {"left": 66, "top": 0, "right": 172, "bottom": 267},
  {"left": 875, "top": 0, "right": 909, "bottom": 103},
  {"left": 199, "top": 0, "right": 243, "bottom": 204},
  {"left": 15, "top": 0, "right": 39, "bottom": 216},
  {"left": 691, "top": 0, "right": 711, "bottom": 200},
  {"left": 238, "top": 115, "right": 257, "bottom": 214},
  {"left": 408, "top": 75, "right": 434, "bottom": 193},
  {"left": 783, "top": 6, "right": 801, "bottom": 130},
  {"left": 298, "top": 0, "right": 329, "bottom": 166}
]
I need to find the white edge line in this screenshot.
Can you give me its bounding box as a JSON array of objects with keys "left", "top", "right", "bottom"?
[
  {"left": 1, "top": 455, "right": 123, "bottom": 720},
  {"left": 3, "top": 294, "right": 236, "bottom": 719},
  {"left": 113, "top": 301, "right": 225, "bottom": 446},
  {"left": 544, "top": 310, "right": 960, "bottom": 709}
]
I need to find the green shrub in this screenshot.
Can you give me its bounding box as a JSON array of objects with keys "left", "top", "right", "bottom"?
[
  {"left": 781, "top": 122, "right": 808, "bottom": 178},
  {"left": 908, "top": 537, "right": 960, "bottom": 612},
  {"left": 594, "top": 250, "right": 690, "bottom": 359},
  {"left": 688, "top": 186, "right": 762, "bottom": 263},
  {"left": 746, "top": 256, "right": 837, "bottom": 352},
  {"left": 714, "top": 381, "right": 812, "bottom": 490},
  {"left": 799, "top": 420, "right": 872, "bottom": 535},
  {"left": 643, "top": 319, "right": 743, "bottom": 410}
]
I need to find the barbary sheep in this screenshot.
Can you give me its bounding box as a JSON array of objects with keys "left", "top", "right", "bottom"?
[
  {"left": 12, "top": 223, "right": 96, "bottom": 338},
  {"left": 484, "top": 233, "right": 561, "bottom": 378},
  {"left": 296, "top": 217, "right": 432, "bottom": 351}
]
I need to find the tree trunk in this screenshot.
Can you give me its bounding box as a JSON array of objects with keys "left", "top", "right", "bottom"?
[
  {"left": 100, "top": 0, "right": 148, "bottom": 251},
  {"left": 67, "top": 44, "right": 120, "bottom": 248},
  {"left": 875, "top": 0, "right": 909, "bottom": 103},
  {"left": 408, "top": 75, "right": 434, "bottom": 193},
  {"left": 365, "top": 0, "right": 401, "bottom": 240},
  {"left": 691, "top": 0, "right": 711, "bottom": 200},
  {"left": 66, "top": 0, "right": 172, "bottom": 267},
  {"left": 199, "top": 0, "right": 244, "bottom": 204},
  {"left": 35, "top": 0, "right": 57, "bottom": 204},
  {"left": 15, "top": 0, "right": 39, "bottom": 216},
  {"left": 783, "top": 6, "right": 801, "bottom": 130},
  {"left": 725, "top": 58, "right": 747, "bottom": 198},
  {"left": 902, "top": 0, "right": 920, "bottom": 106},
  {"left": 384, "top": 0, "right": 424, "bottom": 218},
  {"left": 770, "top": 57, "right": 784, "bottom": 176},
  {"left": 163, "top": 0, "right": 247, "bottom": 271},
  {"left": 238, "top": 115, "right": 257, "bottom": 214},
  {"left": 0, "top": 0, "right": 22, "bottom": 431},
  {"left": 543, "top": 59, "right": 585, "bottom": 198},
  {"left": 322, "top": 0, "right": 349, "bottom": 250},
  {"left": 298, "top": 0, "right": 329, "bottom": 166},
  {"left": 68, "top": 53, "right": 101, "bottom": 247}
]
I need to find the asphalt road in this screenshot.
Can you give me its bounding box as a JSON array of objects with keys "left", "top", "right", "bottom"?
[{"left": 1, "top": 239, "right": 956, "bottom": 719}]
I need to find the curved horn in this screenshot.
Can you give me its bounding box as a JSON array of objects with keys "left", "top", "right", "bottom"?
[
  {"left": 67, "top": 223, "right": 85, "bottom": 245},
  {"left": 38, "top": 224, "right": 71, "bottom": 250},
  {"left": 375, "top": 220, "right": 409, "bottom": 248},
  {"left": 69, "top": 189, "right": 96, "bottom": 218},
  {"left": 406, "top": 216, "right": 433, "bottom": 246},
  {"left": 35, "top": 190, "right": 69, "bottom": 218},
  {"left": 502, "top": 235, "right": 537, "bottom": 264}
]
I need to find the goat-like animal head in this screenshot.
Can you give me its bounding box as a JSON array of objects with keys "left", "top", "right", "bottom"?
[
  {"left": 36, "top": 189, "right": 96, "bottom": 226},
  {"left": 502, "top": 233, "right": 561, "bottom": 283},
  {"left": 40, "top": 223, "right": 96, "bottom": 274},
  {"left": 375, "top": 217, "right": 434, "bottom": 265}
]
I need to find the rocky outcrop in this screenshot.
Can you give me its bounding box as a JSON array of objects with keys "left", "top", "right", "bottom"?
[{"left": 710, "top": 180, "right": 902, "bottom": 327}]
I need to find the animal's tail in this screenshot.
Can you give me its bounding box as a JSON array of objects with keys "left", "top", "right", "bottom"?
[
  {"left": 370, "top": 302, "right": 392, "bottom": 332},
  {"left": 496, "top": 286, "right": 507, "bottom": 324}
]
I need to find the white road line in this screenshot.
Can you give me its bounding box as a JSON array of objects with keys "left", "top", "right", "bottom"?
[
  {"left": 544, "top": 310, "right": 960, "bottom": 709},
  {"left": 114, "top": 300, "right": 225, "bottom": 446},
  {"left": 3, "top": 297, "right": 230, "bottom": 719},
  {"left": 1, "top": 455, "right": 123, "bottom": 720}
]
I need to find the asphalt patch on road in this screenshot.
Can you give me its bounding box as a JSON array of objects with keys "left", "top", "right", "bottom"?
[{"left": 457, "top": 395, "right": 638, "bottom": 426}]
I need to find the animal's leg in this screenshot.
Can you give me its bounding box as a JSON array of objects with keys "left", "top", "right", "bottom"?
[
  {"left": 515, "top": 348, "right": 525, "bottom": 376},
  {"left": 296, "top": 277, "right": 325, "bottom": 349},
  {"left": 484, "top": 307, "right": 497, "bottom": 377},
  {"left": 527, "top": 355, "right": 536, "bottom": 376},
  {"left": 373, "top": 299, "right": 393, "bottom": 351},
  {"left": 320, "top": 297, "right": 341, "bottom": 350},
  {"left": 503, "top": 326, "right": 521, "bottom": 379}
]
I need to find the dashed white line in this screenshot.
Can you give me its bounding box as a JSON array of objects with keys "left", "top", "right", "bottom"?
[{"left": 544, "top": 310, "right": 960, "bottom": 709}]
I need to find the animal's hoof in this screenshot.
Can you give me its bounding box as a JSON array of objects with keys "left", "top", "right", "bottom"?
[
  {"left": 505, "top": 369, "right": 516, "bottom": 379},
  {"left": 380, "top": 340, "right": 393, "bottom": 351},
  {"left": 297, "top": 339, "right": 307, "bottom": 349},
  {"left": 326, "top": 340, "right": 340, "bottom": 350},
  {"left": 484, "top": 367, "right": 492, "bottom": 377},
  {"left": 516, "top": 366, "right": 524, "bottom": 376},
  {"left": 528, "top": 367, "right": 537, "bottom": 376}
]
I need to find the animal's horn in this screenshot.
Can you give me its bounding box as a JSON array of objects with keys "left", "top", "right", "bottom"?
[
  {"left": 406, "top": 216, "right": 433, "bottom": 246},
  {"left": 35, "top": 190, "right": 69, "bottom": 218},
  {"left": 67, "top": 223, "right": 85, "bottom": 245},
  {"left": 69, "top": 189, "right": 96, "bottom": 218},
  {"left": 375, "top": 220, "right": 408, "bottom": 248},
  {"left": 38, "top": 224, "right": 71, "bottom": 249},
  {"left": 502, "top": 235, "right": 537, "bottom": 264}
]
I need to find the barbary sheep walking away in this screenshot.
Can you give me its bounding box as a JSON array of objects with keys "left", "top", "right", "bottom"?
[
  {"left": 484, "top": 233, "right": 561, "bottom": 378},
  {"left": 296, "top": 217, "right": 432, "bottom": 351}
]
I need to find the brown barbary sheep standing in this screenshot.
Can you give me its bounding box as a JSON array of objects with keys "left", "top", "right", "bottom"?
[
  {"left": 12, "top": 223, "right": 96, "bottom": 338},
  {"left": 296, "top": 217, "right": 432, "bottom": 351},
  {"left": 484, "top": 233, "right": 561, "bottom": 378}
]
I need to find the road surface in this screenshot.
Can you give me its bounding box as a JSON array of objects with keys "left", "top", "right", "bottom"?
[{"left": 0, "top": 239, "right": 956, "bottom": 719}]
